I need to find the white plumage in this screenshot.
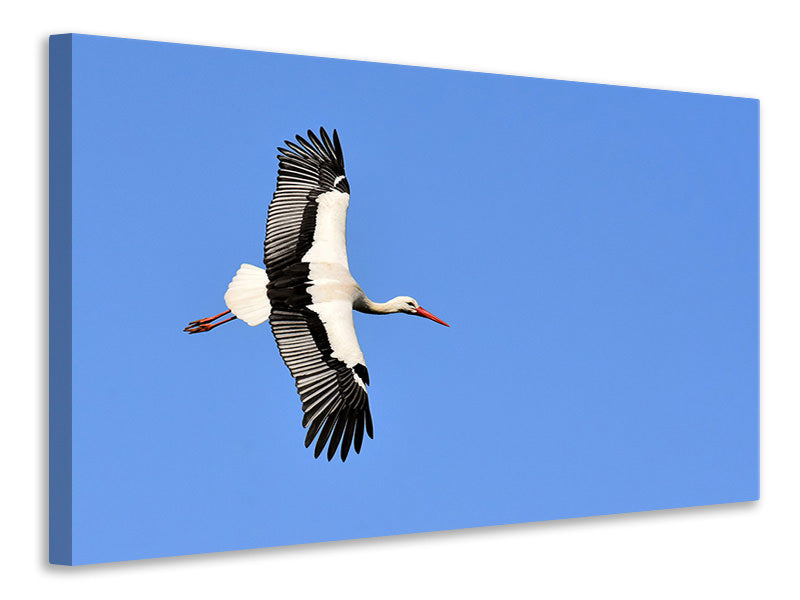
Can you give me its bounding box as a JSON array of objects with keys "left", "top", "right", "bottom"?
[{"left": 224, "top": 264, "right": 270, "bottom": 326}]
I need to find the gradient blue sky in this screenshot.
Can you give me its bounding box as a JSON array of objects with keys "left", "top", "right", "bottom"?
[{"left": 63, "top": 34, "right": 758, "bottom": 564}]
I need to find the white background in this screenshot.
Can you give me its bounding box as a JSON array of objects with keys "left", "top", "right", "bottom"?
[{"left": 2, "top": 1, "right": 797, "bottom": 597}]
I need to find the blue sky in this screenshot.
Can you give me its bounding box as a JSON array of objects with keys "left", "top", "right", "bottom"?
[{"left": 64, "top": 34, "right": 758, "bottom": 564}]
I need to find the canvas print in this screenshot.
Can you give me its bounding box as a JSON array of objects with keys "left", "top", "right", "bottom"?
[{"left": 49, "top": 34, "right": 759, "bottom": 566}]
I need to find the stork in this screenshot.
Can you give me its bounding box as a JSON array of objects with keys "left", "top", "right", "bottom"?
[{"left": 185, "top": 128, "right": 448, "bottom": 462}]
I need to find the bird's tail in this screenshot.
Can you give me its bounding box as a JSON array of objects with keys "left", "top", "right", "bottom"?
[{"left": 223, "top": 263, "right": 271, "bottom": 326}]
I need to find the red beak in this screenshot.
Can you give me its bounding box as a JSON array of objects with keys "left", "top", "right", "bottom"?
[{"left": 416, "top": 306, "right": 450, "bottom": 327}]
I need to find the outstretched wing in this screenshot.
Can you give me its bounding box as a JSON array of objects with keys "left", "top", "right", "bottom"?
[
  {"left": 264, "top": 129, "right": 371, "bottom": 461},
  {"left": 268, "top": 265, "right": 373, "bottom": 462},
  {"left": 264, "top": 127, "right": 350, "bottom": 279}
]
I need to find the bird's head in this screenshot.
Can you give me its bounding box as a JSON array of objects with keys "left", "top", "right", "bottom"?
[{"left": 389, "top": 296, "right": 450, "bottom": 326}]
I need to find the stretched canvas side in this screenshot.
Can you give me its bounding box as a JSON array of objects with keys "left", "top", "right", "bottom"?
[{"left": 49, "top": 33, "right": 73, "bottom": 566}]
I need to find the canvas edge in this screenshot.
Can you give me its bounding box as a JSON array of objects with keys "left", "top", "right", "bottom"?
[
  {"left": 755, "top": 98, "right": 762, "bottom": 502},
  {"left": 49, "top": 32, "right": 74, "bottom": 566}
]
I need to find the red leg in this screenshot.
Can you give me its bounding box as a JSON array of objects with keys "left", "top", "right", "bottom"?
[
  {"left": 184, "top": 310, "right": 237, "bottom": 334},
  {"left": 186, "top": 309, "right": 231, "bottom": 327}
]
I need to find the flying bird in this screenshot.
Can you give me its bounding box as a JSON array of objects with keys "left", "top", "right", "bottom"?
[{"left": 185, "top": 128, "right": 448, "bottom": 461}]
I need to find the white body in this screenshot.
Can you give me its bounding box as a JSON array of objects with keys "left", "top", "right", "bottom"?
[{"left": 224, "top": 259, "right": 366, "bottom": 371}]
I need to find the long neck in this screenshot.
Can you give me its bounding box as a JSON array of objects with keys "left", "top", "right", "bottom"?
[{"left": 354, "top": 293, "right": 397, "bottom": 315}]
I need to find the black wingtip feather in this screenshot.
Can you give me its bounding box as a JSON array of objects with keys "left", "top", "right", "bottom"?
[
  {"left": 306, "top": 129, "right": 324, "bottom": 155},
  {"left": 332, "top": 129, "right": 344, "bottom": 167},
  {"left": 305, "top": 414, "right": 326, "bottom": 448},
  {"left": 341, "top": 417, "right": 355, "bottom": 462},
  {"left": 365, "top": 406, "right": 374, "bottom": 439},
  {"left": 327, "top": 412, "right": 348, "bottom": 461},
  {"left": 354, "top": 411, "right": 365, "bottom": 454},
  {"left": 319, "top": 127, "right": 336, "bottom": 157},
  {"left": 314, "top": 411, "right": 339, "bottom": 458}
]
